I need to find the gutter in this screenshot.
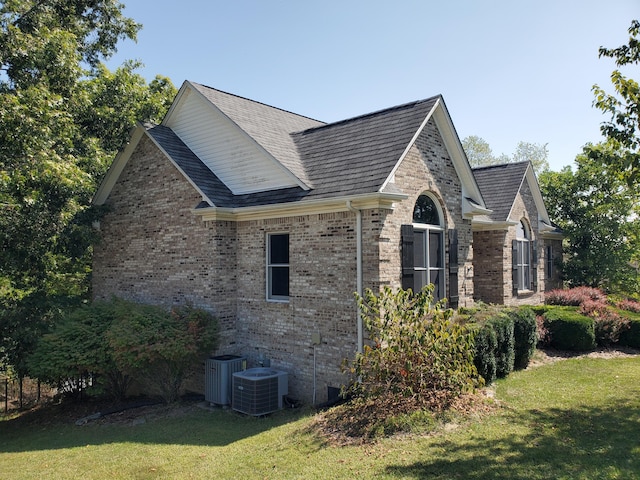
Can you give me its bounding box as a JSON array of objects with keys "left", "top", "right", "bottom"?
[{"left": 346, "top": 200, "right": 364, "bottom": 354}]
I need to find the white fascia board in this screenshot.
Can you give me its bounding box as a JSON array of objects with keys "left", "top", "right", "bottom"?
[
  {"left": 92, "top": 125, "right": 145, "bottom": 205},
  {"left": 191, "top": 192, "right": 408, "bottom": 222},
  {"left": 179, "top": 81, "right": 310, "bottom": 192},
  {"left": 472, "top": 219, "right": 518, "bottom": 232}
]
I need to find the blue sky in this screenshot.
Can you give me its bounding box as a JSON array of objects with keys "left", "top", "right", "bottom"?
[{"left": 106, "top": 0, "right": 638, "bottom": 171}]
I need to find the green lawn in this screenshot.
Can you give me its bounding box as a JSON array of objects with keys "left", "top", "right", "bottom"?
[{"left": 1, "top": 356, "right": 639, "bottom": 479}]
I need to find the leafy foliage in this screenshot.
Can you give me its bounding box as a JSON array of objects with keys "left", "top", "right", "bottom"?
[
  {"left": 462, "top": 135, "right": 550, "bottom": 174},
  {"left": 592, "top": 19, "right": 640, "bottom": 185},
  {"left": 344, "top": 286, "right": 481, "bottom": 413},
  {"left": 511, "top": 307, "right": 537, "bottom": 370},
  {"left": 545, "top": 286, "right": 607, "bottom": 306},
  {"left": 107, "top": 301, "right": 219, "bottom": 403},
  {"left": 543, "top": 309, "right": 596, "bottom": 351},
  {"left": 27, "top": 299, "right": 218, "bottom": 403},
  {"left": 540, "top": 157, "right": 640, "bottom": 296},
  {"left": 0, "top": 1, "right": 177, "bottom": 378}
]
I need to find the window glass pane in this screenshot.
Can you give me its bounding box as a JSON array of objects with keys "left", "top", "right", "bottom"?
[
  {"left": 414, "top": 230, "right": 426, "bottom": 268},
  {"left": 270, "top": 267, "right": 289, "bottom": 297},
  {"left": 413, "top": 195, "right": 441, "bottom": 225},
  {"left": 270, "top": 234, "right": 289, "bottom": 264},
  {"left": 429, "top": 231, "right": 443, "bottom": 267},
  {"left": 414, "top": 270, "right": 428, "bottom": 292},
  {"left": 430, "top": 270, "right": 442, "bottom": 300}
]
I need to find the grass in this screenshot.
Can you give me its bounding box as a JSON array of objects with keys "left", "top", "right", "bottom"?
[{"left": 1, "top": 356, "right": 640, "bottom": 479}]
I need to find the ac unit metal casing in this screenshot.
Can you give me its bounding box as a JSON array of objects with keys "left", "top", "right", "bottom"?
[
  {"left": 205, "top": 355, "right": 246, "bottom": 405},
  {"left": 232, "top": 368, "right": 288, "bottom": 416}
]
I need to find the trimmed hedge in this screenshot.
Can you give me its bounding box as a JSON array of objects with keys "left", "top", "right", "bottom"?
[
  {"left": 472, "top": 324, "right": 497, "bottom": 385},
  {"left": 488, "top": 314, "right": 515, "bottom": 378},
  {"left": 543, "top": 309, "right": 595, "bottom": 351},
  {"left": 619, "top": 318, "right": 640, "bottom": 348},
  {"left": 511, "top": 307, "right": 537, "bottom": 370}
]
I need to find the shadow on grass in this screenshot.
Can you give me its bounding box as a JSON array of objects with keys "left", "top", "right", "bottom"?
[
  {"left": 385, "top": 403, "right": 640, "bottom": 479},
  {"left": 0, "top": 400, "right": 309, "bottom": 453}
]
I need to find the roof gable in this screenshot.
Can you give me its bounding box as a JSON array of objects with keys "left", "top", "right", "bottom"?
[
  {"left": 163, "top": 82, "right": 323, "bottom": 194},
  {"left": 472, "top": 161, "right": 551, "bottom": 226}
]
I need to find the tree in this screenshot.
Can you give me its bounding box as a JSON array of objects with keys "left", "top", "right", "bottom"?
[
  {"left": 592, "top": 19, "right": 640, "bottom": 185},
  {"left": 462, "top": 136, "right": 549, "bottom": 174},
  {"left": 539, "top": 146, "right": 640, "bottom": 296},
  {"left": 0, "top": 1, "right": 176, "bottom": 382}
]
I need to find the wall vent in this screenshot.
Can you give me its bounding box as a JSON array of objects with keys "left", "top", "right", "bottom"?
[
  {"left": 232, "top": 368, "right": 288, "bottom": 416},
  {"left": 205, "top": 355, "right": 246, "bottom": 405}
]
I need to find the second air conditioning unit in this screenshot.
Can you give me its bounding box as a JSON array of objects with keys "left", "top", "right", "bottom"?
[{"left": 232, "top": 368, "right": 288, "bottom": 416}]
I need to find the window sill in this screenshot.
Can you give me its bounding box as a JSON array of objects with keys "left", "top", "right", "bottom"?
[{"left": 267, "top": 298, "right": 290, "bottom": 304}]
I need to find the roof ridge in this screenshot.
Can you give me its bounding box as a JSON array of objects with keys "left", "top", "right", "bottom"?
[
  {"left": 190, "top": 81, "right": 326, "bottom": 125},
  {"left": 295, "top": 95, "right": 442, "bottom": 135},
  {"left": 471, "top": 160, "right": 530, "bottom": 172}
]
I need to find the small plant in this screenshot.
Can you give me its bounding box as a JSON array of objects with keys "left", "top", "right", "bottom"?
[
  {"left": 344, "top": 286, "right": 482, "bottom": 413},
  {"left": 616, "top": 298, "right": 640, "bottom": 313}
]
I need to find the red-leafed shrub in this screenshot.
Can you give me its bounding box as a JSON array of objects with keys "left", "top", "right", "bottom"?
[
  {"left": 579, "top": 299, "right": 630, "bottom": 347},
  {"left": 616, "top": 298, "right": 640, "bottom": 313},
  {"left": 545, "top": 287, "right": 606, "bottom": 306}
]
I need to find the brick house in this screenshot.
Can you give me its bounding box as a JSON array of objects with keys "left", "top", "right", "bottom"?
[{"left": 92, "top": 81, "right": 561, "bottom": 403}]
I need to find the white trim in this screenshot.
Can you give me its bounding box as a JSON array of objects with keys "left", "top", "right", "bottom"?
[
  {"left": 191, "top": 192, "right": 407, "bottom": 222},
  {"left": 92, "top": 126, "right": 145, "bottom": 205},
  {"left": 266, "top": 232, "right": 290, "bottom": 302}
]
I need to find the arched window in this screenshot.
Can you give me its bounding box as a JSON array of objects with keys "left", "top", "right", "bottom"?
[
  {"left": 515, "top": 220, "right": 530, "bottom": 291},
  {"left": 410, "top": 194, "right": 445, "bottom": 300}
]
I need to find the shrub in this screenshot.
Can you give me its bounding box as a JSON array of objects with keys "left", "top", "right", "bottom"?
[
  {"left": 616, "top": 298, "right": 640, "bottom": 313},
  {"left": 619, "top": 318, "right": 640, "bottom": 348},
  {"left": 27, "top": 302, "right": 130, "bottom": 400},
  {"left": 543, "top": 309, "right": 596, "bottom": 351},
  {"left": 545, "top": 287, "right": 606, "bottom": 306},
  {"left": 108, "top": 301, "right": 219, "bottom": 403},
  {"left": 488, "top": 314, "right": 515, "bottom": 378},
  {"left": 579, "top": 299, "right": 630, "bottom": 347},
  {"left": 510, "top": 307, "right": 537, "bottom": 369},
  {"left": 471, "top": 324, "right": 497, "bottom": 385},
  {"left": 345, "top": 286, "right": 482, "bottom": 412}
]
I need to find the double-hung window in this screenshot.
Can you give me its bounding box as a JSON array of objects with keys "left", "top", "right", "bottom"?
[
  {"left": 515, "top": 221, "right": 531, "bottom": 291},
  {"left": 267, "top": 233, "right": 289, "bottom": 301}
]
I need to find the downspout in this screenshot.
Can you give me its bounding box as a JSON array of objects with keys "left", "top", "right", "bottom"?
[{"left": 347, "top": 201, "right": 364, "bottom": 354}]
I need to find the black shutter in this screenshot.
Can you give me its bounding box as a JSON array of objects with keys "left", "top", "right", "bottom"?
[
  {"left": 448, "top": 229, "right": 459, "bottom": 308},
  {"left": 401, "top": 225, "right": 414, "bottom": 291},
  {"left": 531, "top": 240, "right": 538, "bottom": 291},
  {"left": 512, "top": 239, "right": 519, "bottom": 296}
]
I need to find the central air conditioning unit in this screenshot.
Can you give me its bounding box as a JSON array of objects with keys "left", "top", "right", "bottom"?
[
  {"left": 205, "top": 355, "right": 246, "bottom": 405},
  {"left": 232, "top": 368, "right": 288, "bottom": 416}
]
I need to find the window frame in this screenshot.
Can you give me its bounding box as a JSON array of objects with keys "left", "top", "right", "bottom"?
[
  {"left": 266, "top": 232, "right": 290, "bottom": 302},
  {"left": 411, "top": 193, "right": 446, "bottom": 301},
  {"left": 515, "top": 221, "right": 531, "bottom": 292}
]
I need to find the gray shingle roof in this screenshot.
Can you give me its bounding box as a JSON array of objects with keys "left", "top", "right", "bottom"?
[
  {"left": 153, "top": 84, "right": 441, "bottom": 207},
  {"left": 472, "top": 161, "right": 530, "bottom": 221},
  {"left": 190, "top": 83, "right": 325, "bottom": 187}
]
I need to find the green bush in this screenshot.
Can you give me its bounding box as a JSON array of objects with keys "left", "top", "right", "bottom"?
[
  {"left": 108, "top": 301, "right": 219, "bottom": 403},
  {"left": 488, "top": 314, "right": 515, "bottom": 378},
  {"left": 27, "top": 302, "right": 130, "bottom": 400},
  {"left": 543, "top": 309, "right": 596, "bottom": 351},
  {"left": 471, "top": 324, "right": 497, "bottom": 385},
  {"left": 511, "top": 307, "right": 537, "bottom": 370},
  {"left": 345, "top": 286, "right": 482, "bottom": 412},
  {"left": 27, "top": 299, "right": 219, "bottom": 403},
  {"left": 619, "top": 318, "right": 640, "bottom": 348}
]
